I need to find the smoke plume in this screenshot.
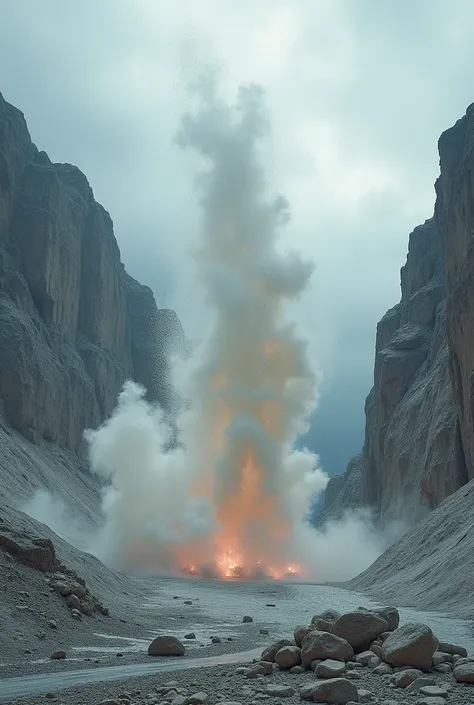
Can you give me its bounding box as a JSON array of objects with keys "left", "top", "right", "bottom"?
[{"left": 83, "top": 81, "right": 331, "bottom": 579}]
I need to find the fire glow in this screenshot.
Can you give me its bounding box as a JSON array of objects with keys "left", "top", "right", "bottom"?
[{"left": 85, "top": 82, "right": 329, "bottom": 580}]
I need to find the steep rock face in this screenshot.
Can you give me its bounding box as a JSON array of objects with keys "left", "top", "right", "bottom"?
[
  {"left": 436, "top": 102, "right": 474, "bottom": 483},
  {"left": 321, "top": 220, "right": 467, "bottom": 522},
  {"left": 0, "top": 92, "right": 184, "bottom": 450},
  {"left": 321, "top": 105, "right": 474, "bottom": 524}
]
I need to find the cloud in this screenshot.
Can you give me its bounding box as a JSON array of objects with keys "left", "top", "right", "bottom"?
[{"left": 1, "top": 0, "right": 474, "bottom": 476}]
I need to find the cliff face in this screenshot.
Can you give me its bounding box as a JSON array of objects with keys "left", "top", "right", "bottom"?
[
  {"left": 322, "top": 105, "right": 474, "bottom": 524},
  {"left": 0, "top": 92, "right": 184, "bottom": 451}
]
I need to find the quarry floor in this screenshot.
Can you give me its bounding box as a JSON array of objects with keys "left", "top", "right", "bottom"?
[{"left": 1, "top": 575, "right": 474, "bottom": 702}]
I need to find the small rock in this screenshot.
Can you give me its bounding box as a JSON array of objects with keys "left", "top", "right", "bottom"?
[
  {"left": 332, "top": 611, "right": 389, "bottom": 651},
  {"left": 419, "top": 686, "right": 449, "bottom": 697},
  {"left": 405, "top": 677, "right": 435, "bottom": 693},
  {"left": 259, "top": 629, "right": 269, "bottom": 635},
  {"left": 148, "top": 636, "right": 185, "bottom": 657},
  {"left": 184, "top": 600, "right": 192, "bottom": 605},
  {"left": 373, "top": 663, "right": 393, "bottom": 675},
  {"left": 212, "top": 637, "right": 222, "bottom": 644},
  {"left": 414, "top": 698, "right": 446, "bottom": 705},
  {"left": 357, "top": 690, "right": 374, "bottom": 703},
  {"left": 185, "top": 633, "right": 196, "bottom": 640},
  {"left": 50, "top": 650, "right": 66, "bottom": 660},
  {"left": 393, "top": 670, "right": 423, "bottom": 688},
  {"left": 261, "top": 639, "right": 294, "bottom": 662},
  {"left": 290, "top": 665, "right": 305, "bottom": 674},
  {"left": 264, "top": 684, "right": 295, "bottom": 698},
  {"left": 316, "top": 659, "right": 346, "bottom": 678},
  {"left": 453, "top": 661, "right": 474, "bottom": 683},
  {"left": 346, "top": 670, "right": 361, "bottom": 680},
  {"left": 45, "top": 694, "right": 58, "bottom": 701},
  {"left": 71, "top": 609, "right": 82, "bottom": 620},
  {"left": 438, "top": 641, "right": 467, "bottom": 657},
  {"left": 186, "top": 693, "right": 209, "bottom": 705},
  {"left": 66, "top": 594, "right": 81, "bottom": 611},
  {"left": 433, "top": 663, "right": 451, "bottom": 674},
  {"left": 116, "top": 652, "right": 124, "bottom": 657},
  {"left": 243, "top": 616, "right": 253, "bottom": 623},
  {"left": 310, "top": 677, "right": 358, "bottom": 704}
]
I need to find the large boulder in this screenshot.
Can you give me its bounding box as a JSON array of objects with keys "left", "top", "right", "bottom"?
[
  {"left": 294, "top": 625, "right": 312, "bottom": 647},
  {"left": 332, "top": 611, "right": 388, "bottom": 651},
  {"left": 261, "top": 639, "right": 294, "bottom": 662},
  {"left": 367, "top": 606, "right": 399, "bottom": 631},
  {"left": 453, "top": 662, "right": 474, "bottom": 683},
  {"left": 301, "top": 631, "right": 353, "bottom": 668},
  {"left": 147, "top": 635, "right": 185, "bottom": 657},
  {"left": 315, "top": 659, "right": 346, "bottom": 678},
  {"left": 381, "top": 623, "right": 438, "bottom": 670}
]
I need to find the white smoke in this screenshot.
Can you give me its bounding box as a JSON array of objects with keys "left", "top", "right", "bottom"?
[{"left": 79, "top": 80, "right": 407, "bottom": 581}]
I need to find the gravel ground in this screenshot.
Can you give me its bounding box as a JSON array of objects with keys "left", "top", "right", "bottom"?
[{"left": 5, "top": 656, "right": 474, "bottom": 705}]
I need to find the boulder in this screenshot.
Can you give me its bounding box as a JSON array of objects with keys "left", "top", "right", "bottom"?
[
  {"left": 332, "top": 611, "right": 388, "bottom": 651},
  {"left": 301, "top": 631, "right": 353, "bottom": 668},
  {"left": 275, "top": 645, "right": 301, "bottom": 669},
  {"left": 50, "top": 650, "right": 66, "bottom": 660},
  {"left": 311, "top": 617, "right": 334, "bottom": 632},
  {"left": 453, "top": 662, "right": 474, "bottom": 683},
  {"left": 261, "top": 639, "right": 294, "bottom": 662},
  {"left": 438, "top": 641, "right": 467, "bottom": 657},
  {"left": 381, "top": 623, "right": 438, "bottom": 670},
  {"left": 316, "top": 659, "right": 346, "bottom": 678},
  {"left": 242, "top": 615, "right": 253, "bottom": 623},
  {"left": 294, "top": 625, "right": 312, "bottom": 646},
  {"left": 393, "top": 669, "right": 423, "bottom": 688},
  {"left": 147, "top": 636, "right": 185, "bottom": 657},
  {"left": 310, "top": 677, "right": 359, "bottom": 704}
]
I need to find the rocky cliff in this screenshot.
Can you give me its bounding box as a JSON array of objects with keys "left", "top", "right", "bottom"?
[
  {"left": 321, "top": 104, "right": 474, "bottom": 524},
  {"left": 0, "top": 92, "right": 184, "bottom": 451}
]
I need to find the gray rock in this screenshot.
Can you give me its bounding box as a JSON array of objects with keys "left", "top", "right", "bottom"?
[
  {"left": 438, "top": 641, "right": 467, "bottom": 657},
  {"left": 332, "top": 611, "right": 388, "bottom": 651},
  {"left": 264, "top": 684, "right": 295, "bottom": 698},
  {"left": 310, "top": 677, "right": 359, "bottom": 704},
  {"left": 381, "top": 623, "right": 438, "bottom": 670},
  {"left": 453, "top": 661, "right": 474, "bottom": 683},
  {"left": 50, "top": 650, "right": 66, "bottom": 659},
  {"left": 261, "top": 639, "right": 294, "bottom": 663},
  {"left": 148, "top": 636, "right": 185, "bottom": 657},
  {"left": 294, "top": 625, "right": 312, "bottom": 646},
  {"left": 274, "top": 646, "right": 301, "bottom": 669},
  {"left": 393, "top": 670, "right": 423, "bottom": 688},
  {"left": 405, "top": 677, "right": 435, "bottom": 693},
  {"left": 301, "top": 631, "right": 353, "bottom": 667},
  {"left": 316, "top": 659, "right": 346, "bottom": 678},
  {"left": 243, "top": 616, "right": 253, "bottom": 623}
]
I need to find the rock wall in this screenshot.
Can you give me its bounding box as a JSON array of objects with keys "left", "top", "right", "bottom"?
[
  {"left": 0, "top": 92, "right": 184, "bottom": 451},
  {"left": 321, "top": 104, "right": 474, "bottom": 524}
]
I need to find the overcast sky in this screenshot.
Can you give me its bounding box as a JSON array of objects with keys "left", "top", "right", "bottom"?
[{"left": 1, "top": 0, "right": 474, "bottom": 477}]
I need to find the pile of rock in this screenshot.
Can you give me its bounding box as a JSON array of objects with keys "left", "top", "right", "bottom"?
[
  {"left": 239, "top": 606, "right": 473, "bottom": 703},
  {"left": 48, "top": 571, "right": 109, "bottom": 619}
]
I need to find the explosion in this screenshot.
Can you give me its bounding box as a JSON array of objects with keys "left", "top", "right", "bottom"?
[{"left": 85, "top": 81, "right": 329, "bottom": 580}]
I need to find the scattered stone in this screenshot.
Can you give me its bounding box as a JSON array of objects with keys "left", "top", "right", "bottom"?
[
  {"left": 45, "top": 694, "right": 58, "bottom": 701},
  {"left": 186, "top": 694, "right": 209, "bottom": 705},
  {"left": 405, "top": 677, "right": 435, "bottom": 693},
  {"left": 294, "top": 625, "right": 312, "bottom": 647},
  {"left": 381, "top": 623, "right": 438, "bottom": 670},
  {"left": 275, "top": 645, "right": 301, "bottom": 669},
  {"left": 433, "top": 663, "right": 452, "bottom": 674},
  {"left": 346, "top": 670, "right": 361, "bottom": 680},
  {"left": 290, "top": 665, "right": 305, "bottom": 674},
  {"left": 357, "top": 689, "right": 374, "bottom": 703},
  {"left": 414, "top": 698, "right": 446, "bottom": 705},
  {"left": 393, "top": 670, "right": 423, "bottom": 688},
  {"left": 332, "top": 611, "right": 389, "bottom": 651},
  {"left": 148, "top": 636, "right": 185, "bottom": 657},
  {"left": 116, "top": 652, "right": 124, "bottom": 658},
  {"left": 438, "top": 641, "right": 467, "bottom": 657},
  {"left": 184, "top": 601, "right": 192, "bottom": 605},
  {"left": 48, "top": 619, "right": 57, "bottom": 629},
  {"left": 354, "top": 651, "right": 376, "bottom": 666},
  {"left": 185, "top": 633, "right": 196, "bottom": 640},
  {"left": 453, "top": 662, "right": 474, "bottom": 683},
  {"left": 419, "top": 686, "right": 449, "bottom": 697},
  {"left": 373, "top": 663, "right": 393, "bottom": 675},
  {"left": 50, "top": 650, "right": 66, "bottom": 660},
  {"left": 243, "top": 615, "right": 253, "bottom": 623},
  {"left": 259, "top": 629, "right": 269, "bottom": 635},
  {"left": 258, "top": 661, "right": 274, "bottom": 674},
  {"left": 310, "top": 617, "right": 334, "bottom": 632},
  {"left": 265, "top": 604, "right": 276, "bottom": 607},
  {"left": 309, "top": 677, "right": 358, "bottom": 704},
  {"left": 261, "top": 639, "right": 294, "bottom": 662},
  {"left": 211, "top": 637, "right": 222, "bottom": 644},
  {"left": 316, "top": 659, "right": 346, "bottom": 678},
  {"left": 301, "top": 630, "right": 353, "bottom": 667},
  {"left": 66, "top": 594, "right": 81, "bottom": 610},
  {"left": 71, "top": 608, "right": 82, "bottom": 620},
  {"left": 368, "top": 607, "right": 400, "bottom": 632},
  {"left": 264, "top": 684, "right": 295, "bottom": 698}
]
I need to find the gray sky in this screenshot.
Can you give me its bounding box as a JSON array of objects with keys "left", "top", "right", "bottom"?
[{"left": 1, "top": 0, "right": 474, "bottom": 476}]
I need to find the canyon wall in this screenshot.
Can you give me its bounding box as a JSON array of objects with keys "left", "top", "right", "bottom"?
[
  {"left": 322, "top": 104, "right": 474, "bottom": 524},
  {"left": 0, "top": 91, "right": 184, "bottom": 452}
]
